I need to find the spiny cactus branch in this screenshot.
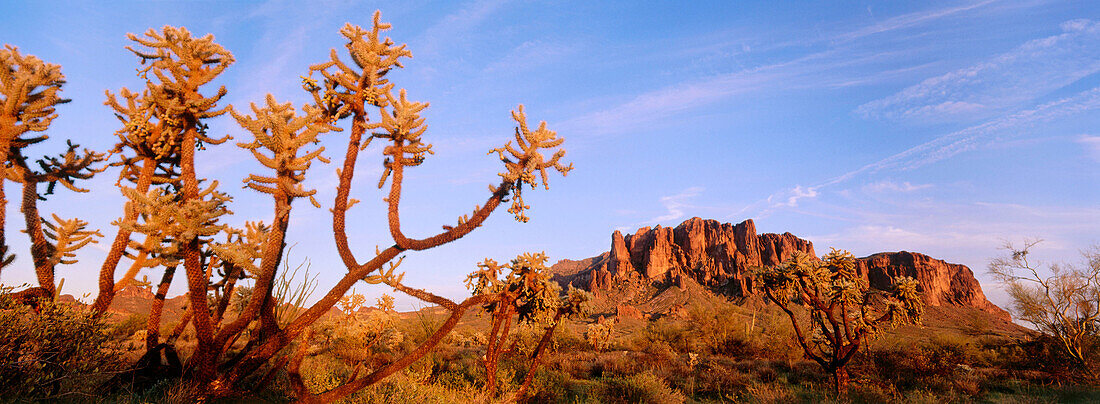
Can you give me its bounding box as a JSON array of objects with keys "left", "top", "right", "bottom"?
[{"left": 0, "top": 45, "right": 69, "bottom": 151}]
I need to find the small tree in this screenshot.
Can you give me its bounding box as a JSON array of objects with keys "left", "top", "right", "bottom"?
[
  {"left": 755, "top": 249, "right": 922, "bottom": 394},
  {"left": 465, "top": 252, "right": 591, "bottom": 399},
  {"left": 989, "top": 240, "right": 1100, "bottom": 376}
]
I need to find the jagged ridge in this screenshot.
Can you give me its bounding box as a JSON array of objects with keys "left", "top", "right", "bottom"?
[{"left": 553, "top": 217, "right": 1009, "bottom": 320}]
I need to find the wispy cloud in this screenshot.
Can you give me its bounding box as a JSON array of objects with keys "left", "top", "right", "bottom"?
[
  {"left": 557, "top": 2, "right": 1010, "bottom": 137},
  {"left": 856, "top": 19, "right": 1100, "bottom": 122},
  {"left": 863, "top": 180, "right": 932, "bottom": 193},
  {"left": 1078, "top": 134, "right": 1100, "bottom": 162},
  {"left": 557, "top": 66, "right": 785, "bottom": 136},
  {"left": 740, "top": 85, "right": 1100, "bottom": 220},
  {"left": 734, "top": 184, "right": 820, "bottom": 220},
  {"left": 651, "top": 186, "right": 704, "bottom": 223},
  {"left": 809, "top": 201, "right": 1100, "bottom": 257},
  {"left": 483, "top": 40, "right": 574, "bottom": 74},
  {"left": 834, "top": 0, "right": 998, "bottom": 42},
  {"left": 845, "top": 86, "right": 1100, "bottom": 179},
  {"left": 416, "top": 0, "right": 510, "bottom": 57},
  {"left": 777, "top": 185, "right": 819, "bottom": 208}
]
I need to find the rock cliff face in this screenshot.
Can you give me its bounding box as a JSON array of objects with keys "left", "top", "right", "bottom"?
[
  {"left": 577, "top": 217, "right": 816, "bottom": 295},
  {"left": 559, "top": 217, "right": 1008, "bottom": 320},
  {"left": 856, "top": 252, "right": 1010, "bottom": 319}
]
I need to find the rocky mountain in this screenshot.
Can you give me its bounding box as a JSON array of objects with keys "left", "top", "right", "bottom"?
[{"left": 552, "top": 217, "right": 1009, "bottom": 320}]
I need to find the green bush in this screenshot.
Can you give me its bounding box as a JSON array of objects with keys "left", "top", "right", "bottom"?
[
  {"left": 0, "top": 297, "right": 122, "bottom": 401},
  {"left": 600, "top": 371, "right": 685, "bottom": 404},
  {"left": 110, "top": 313, "right": 148, "bottom": 339}
]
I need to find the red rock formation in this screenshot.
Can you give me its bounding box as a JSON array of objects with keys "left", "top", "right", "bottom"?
[
  {"left": 558, "top": 217, "right": 1008, "bottom": 318},
  {"left": 116, "top": 285, "right": 155, "bottom": 300},
  {"left": 577, "top": 217, "right": 815, "bottom": 295},
  {"left": 616, "top": 304, "right": 643, "bottom": 320},
  {"left": 608, "top": 230, "right": 631, "bottom": 276},
  {"left": 855, "top": 251, "right": 1010, "bottom": 320}
]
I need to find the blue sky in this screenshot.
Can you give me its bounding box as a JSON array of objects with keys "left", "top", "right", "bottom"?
[{"left": 1, "top": 0, "right": 1097, "bottom": 310}]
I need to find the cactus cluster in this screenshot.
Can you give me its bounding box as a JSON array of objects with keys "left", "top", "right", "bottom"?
[{"left": 0, "top": 10, "right": 572, "bottom": 401}]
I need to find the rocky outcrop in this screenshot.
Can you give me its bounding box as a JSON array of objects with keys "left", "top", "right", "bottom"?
[
  {"left": 556, "top": 217, "right": 1008, "bottom": 319},
  {"left": 116, "top": 285, "right": 155, "bottom": 300},
  {"left": 576, "top": 217, "right": 816, "bottom": 295},
  {"left": 855, "top": 251, "right": 1010, "bottom": 320}
]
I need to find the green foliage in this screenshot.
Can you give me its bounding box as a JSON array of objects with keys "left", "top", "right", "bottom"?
[
  {"left": 0, "top": 298, "right": 121, "bottom": 400},
  {"left": 466, "top": 252, "right": 591, "bottom": 324},
  {"left": 272, "top": 253, "right": 318, "bottom": 326},
  {"left": 989, "top": 241, "right": 1100, "bottom": 373},
  {"left": 755, "top": 248, "right": 924, "bottom": 393},
  {"left": 111, "top": 313, "right": 149, "bottom": 339}
]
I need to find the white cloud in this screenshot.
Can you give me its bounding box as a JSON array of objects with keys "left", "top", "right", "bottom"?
[
  {"left": 856, "top": 19, "right": 1100, "bottom": 122},
  {"left": 557, "top": 2, "right": 1020, "bottom": 137},
  {"left": 834, "top": 0, "right": 998, "bottom": 42},
  {"left": 557, "top": 66, "right": 784, "bottom": 136},
  {"left": 650, "top": 186, "right": 704, "bottom": 223},
  {"left": 784, "top": 185, "right": 819, "bottom": 207},
  {"left": 863, "top": 180, "right": 932, "bottom": 193},
  {"left": 825, "top": 86, "right": 1100, "bottom": 187},
  {"left": 1078, "top": 134, "right": 1100, "bottom": 162}
]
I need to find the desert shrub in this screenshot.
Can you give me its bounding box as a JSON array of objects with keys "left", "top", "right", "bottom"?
[
  {"left": 599, "top": 371, "right": 685, "bottom": 404},
  {"left": 586, "top": 322, "right": 615, "bottom": 351},
  {"left": 111, "top": 313, "right": 148, "bottom": 339},
  {"left": 523, "top": 369, "right": 574, "bottom": 403},
  {"left": 551, "top": 325, "right": 586, "bottom": 353},
  {"left": 693, "top": 358, "right": 752, "bottom": 398},
  {"left": 447, "top": 330, "right": 488, "bottom": 348},
  {"left": 863, "top": 335, "right": 989, "bottom": 396},
  {"left": 736, "top": 381, "right": 793, "bottom": 403},
  {"left": 590, "top": 352, "right": 646, "bottom": 378},
  {"left": 300, "top": 355, "right": 349, "bottom": 395},
  {"left": 318, "top": 310, "right": 405, "bottom": 366},
  {"left": 642, "top": 317, "right": 695, "bottom": 353},
  {"left": 0, "top": 298, "right": 122, "bottom": 400},
  {"left": 688, "top": 302, "right": 755, "bottom": 357},
  {"left": 989, "top": 242, "right": 1100, "bottom": 375}
]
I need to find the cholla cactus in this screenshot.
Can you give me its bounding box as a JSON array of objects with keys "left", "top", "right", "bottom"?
[
  {"left": 585, "top": 322, "right": 614, "bottom": 351},
  {"left": 467, "top": 252, "right": 592, "bottom": 397},
  {"left": 755, "top": 249, "right": 923, "bottom": 394},
  {"left": 93, "top": 25, "right": 235, "bottom": 343},
  {"left": 0, "top": 46, "right": 105, "bottom": 294},
  {"left": 117, "top": 182, "right": 231, "bottom": 267},
  {"left": 0, "top": 46, "right": 68, "bottom": 151},
  {"left": 375, "top": 293, "right": 395, "bottom": 312},
  {"left": 230, "top": 95, "right": 339, "bottom": 208},
  {"left": 338, "top": 288, "right": 368, "bottom": 316},
  {"left": 0, "top": 11, "right": 574, "bottom": 399},
  {"left": 41, "top": 214, "right": 102, "bottom": 267},
  {"left": 489, "top": 106, "right": 573, "bottom": 222}
]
